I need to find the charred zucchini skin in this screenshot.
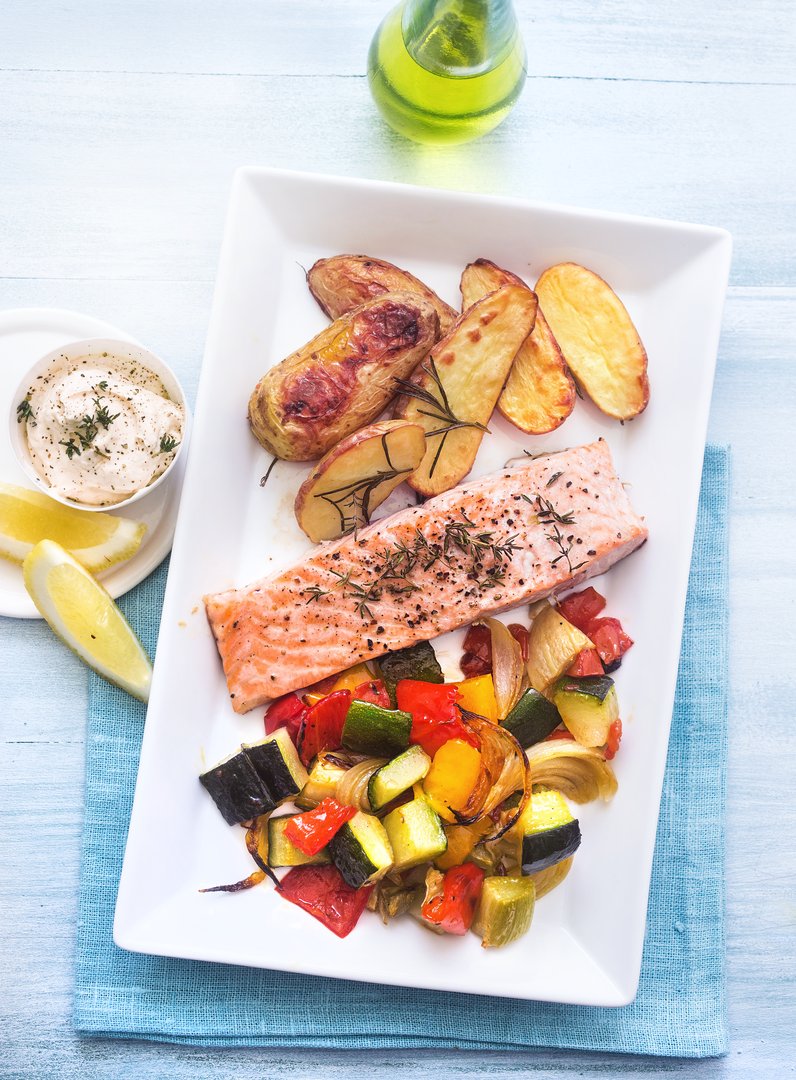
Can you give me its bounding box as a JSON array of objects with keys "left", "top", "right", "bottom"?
[
  {"left": 501, "top": 688, "right": 562, "bottom": 747},
  {"left": 200, "top": 728, "right": 308, "bottom": 826},
  {"left": 245, "top": 730, "right": 307, "bottom": 803},
  {"left": 377, "top": 641, "right": 443, "bottom": 706},
  {"left": 519, "top": 787, "right": 581, "bottom": 875},
  {"left": 199, "top": 753, "right": 275, "bottom": 826},
  {"left": 342, "top": 701, "right": 412, "bottom": 757},
  {"left": 521, "top": 820, "right": 581, "bottom": 875},
  {"left": 329, "top": 811, "right": 393, "bottom": 888}
]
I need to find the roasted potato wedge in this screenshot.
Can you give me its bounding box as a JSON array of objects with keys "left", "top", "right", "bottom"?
[
  {"left": 535, "top": 263, "right": 649, "bottom": 420},
  {"left": 248, "top": 292, "right": 439, "bottom": 461},
  {"left": 294, "top": 420, "right": 426, "bottom": 542},
  {"left": 308, "top": 255, "right": 458, "bottom": 335},
  {"left": 394, "top": 285, "right": 537, "bottom": 497},
  {"left": 460, "top": 259, "right": 576, "bottom": 435}
]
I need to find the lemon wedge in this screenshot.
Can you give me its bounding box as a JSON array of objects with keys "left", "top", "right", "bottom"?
[
  {"left": 0, "top": 482, "right": 146, "bottom": 572},
  {"left": 23, "top": 539, "right": 152, "bottom": 701}
]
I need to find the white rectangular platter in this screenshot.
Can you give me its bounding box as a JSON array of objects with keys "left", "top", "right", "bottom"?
[{"left": 114, "top": 167, "right": 731, "bottom": 1006}]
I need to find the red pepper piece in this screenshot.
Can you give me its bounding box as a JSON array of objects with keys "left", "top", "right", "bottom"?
[
  {"left": 277, "top": 864, "right": 372, "bottom": 938},
  {"left": 508, "top": 623, "right": 530, "bottom": 663},
  {"left": 284, "top": 797, "right": 357, "bottom": 856},
  {"left": 604, "top": 718, "right": 623, "bottom": 760},
  {"left": 421, "top": 863, "right": 485, "bottom": 935},
  {"left": 588, "top": 617, "right": 634, "bottom": 668},
  {"left": 460, "top": 624, "right": 492, "bottom": 678},
  {"left": 396, "top": 680, "right": 477, "bottom": 758},
  {"left": 264, "top": 692, "right": 307, "bottom": 743},
  {"left": 545, "top": 728, "right": 576, "bottom": 741},
  {"left": 557, "top": 587, "right": 606, "bottom": 633},
  {"left": 352, "top": 679, "right": 391, "bottom": 708},
  {"left": 297, "top": 689, "right": 352, "bottom": 767},
  {"left": 567, "top": 648, "right": 605, "bottom": 677}
]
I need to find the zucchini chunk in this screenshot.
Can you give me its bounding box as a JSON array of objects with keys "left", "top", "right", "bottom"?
[
  {"left": 295, "top": 752, "right": 348, "bottom": 809},
  {"left": 244, "top": 727, "right": 309, "bottom": 803},
  {"left": 383, "top": 798, "right": 447, "bottom": 870},
  {"left": 368, "top": 745, "right": 431, "bottom": 811},
  {"left": 329, "top": 810, "right": 394, "bottom": 888},
  {"left": 267, "top": 815, "right": 331, "bottom": 867},
  {"left": 199, "top": 751, "right": 276, "bottom": 826},
  {"left": 519, "top": 788, "right": 581, "bottom": 875},
  {"left": 551, "top": 675, "right": 618, "bottom": 747},
  {"left": 377, "top": 641, "right": 443, "bottom": 706},
  {"left": 501, "top": 687, "right": 562, "bottom": 748},
  {"left": 342, "top": 700, "right": 412, "bottom": 757},
  {"left": 473, "top": 875, "right": 536, "bottom": 948}
]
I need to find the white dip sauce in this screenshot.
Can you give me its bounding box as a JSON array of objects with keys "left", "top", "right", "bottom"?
[{"left": 21, "top": 353, "right": 184, "bottom": 506}]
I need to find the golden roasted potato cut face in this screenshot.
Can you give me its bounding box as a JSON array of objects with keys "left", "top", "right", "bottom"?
[
  {"left": 308, "top": 255, "right": 458, "bottom": 334},
  {"left": 395, "top": 284, "right": 537, "bottom": 497},
  {"left": 248, "top": 291, "right": 439, "bottom": 461},
  {"left": 460, "top": 259, "right": 576, "bottom": 435},
  {"left": 294, "top": 420, "right": 426, "bottom": 543},
  {"left": 535, "top": 262, "right": 650, "bottom": 420}
]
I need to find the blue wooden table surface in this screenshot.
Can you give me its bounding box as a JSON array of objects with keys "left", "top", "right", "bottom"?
[{"left": 1, "top": 2, "right": 794, "bottom": 1076}]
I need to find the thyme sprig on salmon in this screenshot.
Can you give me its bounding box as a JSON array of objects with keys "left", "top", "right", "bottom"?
[{"left": 305, "top": 514, "right": 522, "bottom": 620}]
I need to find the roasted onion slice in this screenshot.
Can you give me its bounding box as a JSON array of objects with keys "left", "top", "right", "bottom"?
[
  {"left": 524, "top": 741, "right": 618, "bottom": 803},
  {"left": 485, "top": 617, "right": 524, "bottom": 719},
  {"left": 335, "top": 756, "right": 387, "bottom": 810},
  {"left": 530, "top": 855, "right": 573, "bottom": 899},
  {"left": 453, "top": 711, "right": 531, "bottom": 841}
]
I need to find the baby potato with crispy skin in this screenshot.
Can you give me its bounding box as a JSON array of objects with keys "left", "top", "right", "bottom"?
[
  {"left": 308, "top": 255, "right": 458, "bottom": 335},
  {"left": 248, "top": 292, "right": 439, "bottom": 461}
]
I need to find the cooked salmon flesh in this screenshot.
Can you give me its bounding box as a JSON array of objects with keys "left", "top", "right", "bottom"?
[{"left": 205, "top": 439, "right": 647, "bottom": 713}]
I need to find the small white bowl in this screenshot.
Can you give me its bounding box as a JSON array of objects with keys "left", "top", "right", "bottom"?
[{"left": 10, "top": 337, "right": 188, "bottom": 512}]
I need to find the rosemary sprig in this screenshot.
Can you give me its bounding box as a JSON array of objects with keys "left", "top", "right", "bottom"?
[
  {"left": 393, "top": 358, "right": 489, "bottom": 478},
  {"left": 313, "top": 433, "right": 413, "bottom": 536},
  {"left": 16, "top": 399, "right": 35, "bottom": 425},
  {"left": 259, "top": 456, "right": 278, "bottom": 487},
  {"left": 304, "top": 585, "right": 329, "bottom": 604}
]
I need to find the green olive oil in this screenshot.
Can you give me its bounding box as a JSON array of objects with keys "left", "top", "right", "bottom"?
[{"left": 367, "top": 0, "right": 527, "bottom": 146}]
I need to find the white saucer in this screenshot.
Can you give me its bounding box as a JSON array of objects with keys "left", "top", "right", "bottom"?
[{"left": 0, "top": 308, "right": 186, "bottom": 619}]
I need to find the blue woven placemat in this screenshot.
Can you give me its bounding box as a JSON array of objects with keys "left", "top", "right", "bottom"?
[{"left": 73, "top": 445, "right": 730, "bottom": 1057}]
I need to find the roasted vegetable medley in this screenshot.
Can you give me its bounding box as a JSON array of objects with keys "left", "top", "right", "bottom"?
[{"left": 199, "top": 586, "right": 632, "bottom": 946}]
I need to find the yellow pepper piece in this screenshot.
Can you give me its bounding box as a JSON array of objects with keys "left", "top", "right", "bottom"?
[
  {"left": 303, "top": 661, "right": 374, "bottom": 704},
  {"left": 423, "top": 738, "right": 482, "bottom": 823},
  {"left": 452, "top": 674, "right": 498, "bottom": 722},
  {"left": 435, "top": 820, "right": 491, "bottom": 870}
]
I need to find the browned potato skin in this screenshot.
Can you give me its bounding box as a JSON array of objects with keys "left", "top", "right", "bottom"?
[
  {"left": 294, "top": 420, "right": 426, "bottom": 543},
  {"left": 308, "top": 255, "right": 458, "bottom": 335},
  {"left": 535, "top": 263, "right": 650, "bottom": 421},
  {"left": 248, "top": 292, "right": 439, "bottom": 461},
  {"left": 460, "top": 259, "right": 576, "bottom": 435},
  {"left": 395, "top": 284, "right": 538, "bottom": 497}
]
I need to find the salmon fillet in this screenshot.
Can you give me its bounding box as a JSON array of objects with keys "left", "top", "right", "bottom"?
[{"left": 205, "top": 439, "right": 647, "bottom": 713}]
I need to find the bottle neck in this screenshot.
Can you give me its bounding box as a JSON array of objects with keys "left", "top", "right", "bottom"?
[{"left": 401, "top": 0, "right": 520, "bottom": 77}]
